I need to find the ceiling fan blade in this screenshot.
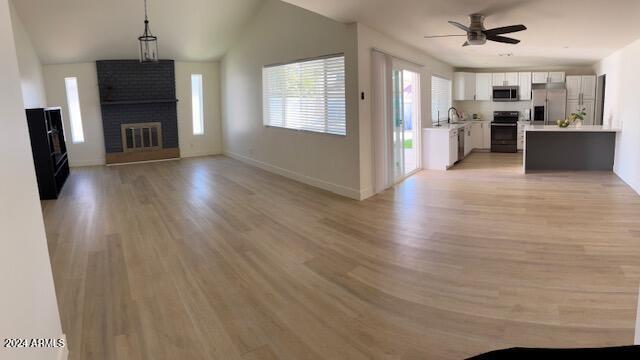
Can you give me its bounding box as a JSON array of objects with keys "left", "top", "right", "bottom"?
[
  {"left": 484, "top": 25, "right": 527, "bottom": 36},
  {"left": 424, "top": 35, "right": 467, "bottom": 38},
  {"left": 462, "top": 41, "right": 470, "bottom": 47},
  {"left": 448, "top": 21, "right": 471, "bottom": 33},
  {"left": 487, "top": 35, "right": 520, "bottom": 44}
]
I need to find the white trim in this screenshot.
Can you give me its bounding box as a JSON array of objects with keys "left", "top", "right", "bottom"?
[
  {"left": 359, "top": 187, "right": 374, "bottom": 200},
  {"left": 635, "top": 285, "right": 640, "bottom": 345},
  {"left": 105, "top": 158, "right": 180, "bottom": 167},
  {"left": 224, "top": 151, "right": 361, "bottom": 200},
  {"left": 57, "top": 334, "right": 68, "bottom": 360},
  {"left": 68, "top": 158, "right": 105, "bottom": 167},
  {"left": 180, "top": 150, "right": 222, "bottom": 158}
]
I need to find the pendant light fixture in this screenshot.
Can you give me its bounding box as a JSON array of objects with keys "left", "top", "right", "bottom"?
[{"left": 138, "top": 0, "right": 158, "bottom": 63}]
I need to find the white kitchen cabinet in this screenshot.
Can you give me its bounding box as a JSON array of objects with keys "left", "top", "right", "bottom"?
[
  {"left": 582, "top": 100, "right": 595, "bottom": 125},
  {"left": 518, "top": 72, "right": 532, "bottom": 100},
  {"left": 566, "top": 76, "right": 581, "bottom": 100},
  {"left": 532, "top": 71, "right": 565, "bottom": 84},
  {"left": 464, "top": 125, "right": 472, "bottom": 156},
  {"left": 449, "top": 130, "right": 458, "bottom": 166},
  {"left": 567, "top": 99, "right": 595, "bottom": 126},
  {"left": 492, "top": 73, "right": 505, "bottom": 87},
  {"left": 549, "top": 72, "right": 565, "bottom": 83},
  {"left": 482, "top": 121, "right": 491, "bottom": 149},
  {"left": 475, "top": 73, "right": 492, "bottom": 101},
  {"left": 453, "top": 72, "right": 476, "bottom": 101},
  {"left": 565, "top": 75, "right": 597, "bottom": 124},
  {"left": 517, "top": 121, "right": 529, "bottom": 150},
  {"left": 492, "top": 72, "right": 518, "bottom": 86},
  {"left": 471, "top": 122, "right": 483, "bottom": 149},
  {"left": 532, "top": 72, "right": 548, "bottom": 84},
  {"left": 505, "top": 72, "right": 519, "bottom": 86},
  {"left": 423, "top": 128, "right": 459, "bottom": 170},
  {"left": 566, "top": 99, "right": 580, "bottom": 117},
  {"left": 581, "top": 75, "right": 596, "bottom": 100}
]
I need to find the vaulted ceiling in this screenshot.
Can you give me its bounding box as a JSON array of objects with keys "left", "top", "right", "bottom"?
[
  {"left": 282, "top": 0, "right": 640, "bottom": 68},
  {"left": 13, "top": 0, "right": 640, "bottom": 68},
  {"left": 12, "top": 0, "right": 263, "bottom": 64}
]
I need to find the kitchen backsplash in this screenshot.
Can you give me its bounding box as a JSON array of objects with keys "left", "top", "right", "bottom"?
[{"left": 453, "top": 100, "right": 532, "bottom": 121}]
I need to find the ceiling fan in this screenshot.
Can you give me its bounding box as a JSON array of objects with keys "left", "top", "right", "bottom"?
[{"left": 425, "top": 14, "right": 527, "bottom": 47}]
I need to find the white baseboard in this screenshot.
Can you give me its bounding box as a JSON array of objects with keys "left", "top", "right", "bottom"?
[
  {"left": 224, "top": 151, "right": 361, "bottom": 200},
  {"left": 359, "top": 187, "right": 374, "bottom": 200},
  {"left": 69, "top": 158, "right": 105, "bottom": 167},
  {"left": 181, "top": 150, "right": 222, "bottom": 158},
  {"left": 57, "top": 334, "right": 68, "bottom": 360}
]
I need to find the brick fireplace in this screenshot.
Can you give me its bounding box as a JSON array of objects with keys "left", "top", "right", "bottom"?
[{"left": 96, "top": 60, "right": 179, "bottom": 164}]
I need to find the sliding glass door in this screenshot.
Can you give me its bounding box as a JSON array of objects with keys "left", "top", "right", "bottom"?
[{"left": 392, "top": 68, "right": 421, "bottom": 182}]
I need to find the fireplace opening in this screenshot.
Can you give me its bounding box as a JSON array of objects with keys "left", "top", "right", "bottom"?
[{"left": 121, "top": 122, "right": 162, "bottom": 152}]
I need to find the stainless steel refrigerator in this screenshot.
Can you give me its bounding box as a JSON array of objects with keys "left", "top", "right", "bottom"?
[{"left": 532, "top": 88, "right": 567, "bottom": 125}]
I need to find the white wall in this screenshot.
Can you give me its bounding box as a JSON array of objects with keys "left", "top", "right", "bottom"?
[
  {"left": 175, "top": 61, "right": 223, "bottom": 157},
  {"left": 453, "top": 100, "right": 533, "bottom": 122},
  {"left": 0, "top": 0, "right": 65, "bottom": 359},
  {"left": 221, "top": 0, "right": 361, "bottom": 199},
  {"left": 594, "top": 39, "right": 640, "bottom": 195},
  {"left": 43, "top": 63, "right": 105, "bottom": 167},
  {"left": 9, "top": 0, "right": 46, "bottom": 108},
  {"left": 356, "top": 23, "right": 454, "bottom": 197}
]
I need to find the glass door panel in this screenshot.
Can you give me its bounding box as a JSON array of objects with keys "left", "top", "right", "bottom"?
[{"left": 392, "top": 69, "right": 405, "bottom": 181}]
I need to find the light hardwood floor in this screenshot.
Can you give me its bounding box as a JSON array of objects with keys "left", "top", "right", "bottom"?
[{"left": 43, "top": 152, "right": 640, "bottom": 360}]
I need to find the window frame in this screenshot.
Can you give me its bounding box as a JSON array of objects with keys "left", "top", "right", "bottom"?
[
  {"left": 64, "top": 76, "right": 85, "bottom": 143},
  {"left": 431, "top": 74, "right": 452, "bottom": 125},
  {"left": 262, "top": 53, "right": 346, "bottom": 136},
  {"left": 191, "top": 74, "right": 204, "bottom": 136}
]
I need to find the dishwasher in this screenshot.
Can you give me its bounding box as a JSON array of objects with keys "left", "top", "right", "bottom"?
[{"left": 457, "top": 127, "right": 465, "bottom": 162}]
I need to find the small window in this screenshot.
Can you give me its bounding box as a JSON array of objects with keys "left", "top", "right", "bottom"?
[
  {"left": 431, "top": 75, "right": 452, "bottom": 125},
  {"left": 64, "top": 77, "right": 85, "bottom": 143},
  {"left": 191, "top": 74, "right": 204, "bottom": 135},
  {"left": 262, "top": 54, "right": 346, "bottom": 136}
]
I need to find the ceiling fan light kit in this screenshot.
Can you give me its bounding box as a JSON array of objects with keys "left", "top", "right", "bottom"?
[{"left": 425, "top": 13, "right": 527, "bottom": 47}]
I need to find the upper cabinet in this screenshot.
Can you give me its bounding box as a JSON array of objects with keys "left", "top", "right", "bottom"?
[
  {"left": 492, "top": 72, "right": 518, "bottom": 86},
  {"left": 518, "top": 72, "right": 532, "bottom": 101},
  {"left": 565, "top": 75, "right": 597, "bottom": 125},
  {"left": 475, "top": 73, "right": 492, "bottom": 101},
  {"left": 532, "top": 71, "right": 565, "bottom": 84},
  {"left": 566, "top": 75, "right": 596, "bottom": 100},
  {"left": 453, "top": 72, "right": 476, "bottom": 101},
  {"left": 492, "top": 73, "right": 505, "bottom": 87},
  {"left": 549, "top": 72, "right": 566, "bottom": 83}
]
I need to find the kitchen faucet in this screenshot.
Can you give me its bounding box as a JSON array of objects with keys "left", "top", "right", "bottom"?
[{"left": 448, "top": 107, "right": 460, "bottom": 124}]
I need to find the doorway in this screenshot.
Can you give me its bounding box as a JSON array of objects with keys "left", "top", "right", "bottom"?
[{"left": 392, "top": 68, "right": 421, "bottom": 182}]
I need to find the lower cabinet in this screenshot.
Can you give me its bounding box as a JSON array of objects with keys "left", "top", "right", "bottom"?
[
  {"left": 423, "top": 128, "right": 458, "bottom": 170},
  {"left": 517, "top": 121, "right": 530, "bottom": 150}
]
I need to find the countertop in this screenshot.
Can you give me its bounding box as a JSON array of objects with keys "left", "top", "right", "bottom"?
[
  {"left": 524, "top": 125, "right": 621, "bottom": 133},
  {"left": 425, "top": 120, "right": 486, "bottom": 131}
]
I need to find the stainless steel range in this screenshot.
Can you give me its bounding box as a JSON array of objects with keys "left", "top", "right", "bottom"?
[{"left": 491, "top": 111, "right": 519, "bottom": 153}]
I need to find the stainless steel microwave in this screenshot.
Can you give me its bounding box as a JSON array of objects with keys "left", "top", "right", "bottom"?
[{"left": 492, "top": 86, "right": 519, "bottom": 102}]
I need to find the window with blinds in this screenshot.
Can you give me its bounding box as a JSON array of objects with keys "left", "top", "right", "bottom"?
[
  {"left": 262, "top": 54, "right": 346, "bottom": 136},
  {"left": 431, "top": 75, "right": 452, "bottom": 124}
]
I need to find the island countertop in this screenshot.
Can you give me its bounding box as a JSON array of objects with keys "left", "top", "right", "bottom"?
[{"left": 524, "top": 125, "right": 620, "bottom": 132}]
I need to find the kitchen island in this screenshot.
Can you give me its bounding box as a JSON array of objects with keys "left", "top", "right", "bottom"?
[{"left": 523, "top": 125, "right": 620, "bottom": 172}]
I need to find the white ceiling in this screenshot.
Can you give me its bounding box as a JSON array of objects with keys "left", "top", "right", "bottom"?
[
  {"left": 12, "top": 0, "right": 263, "bottom": 64},
  {"left": 282, "top": 0, "right": 640, "bottom": 68}
]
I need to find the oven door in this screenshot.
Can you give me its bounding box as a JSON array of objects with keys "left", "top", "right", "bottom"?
[{"left": 491, "top": 123, "right": 517, "bottom": 152}]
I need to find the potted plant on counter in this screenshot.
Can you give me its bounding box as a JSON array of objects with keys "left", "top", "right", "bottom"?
[{"left": 557, "top": 107, "right": 587, "bottom": 128}]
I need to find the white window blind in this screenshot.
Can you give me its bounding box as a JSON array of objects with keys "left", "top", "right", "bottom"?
[
  {"left": 262, "top": 54, "right": 346, "bottom": 136},
  {"left": 64, "top": 77, "right": 85, "bottom": 143},
  {"left": 431, "top": 75, "right": 452, "bottom": 124}
]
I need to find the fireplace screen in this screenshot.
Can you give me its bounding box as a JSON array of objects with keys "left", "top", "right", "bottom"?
[{"left": 121, "top": 122, "right": 162, "bottom": 152}]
